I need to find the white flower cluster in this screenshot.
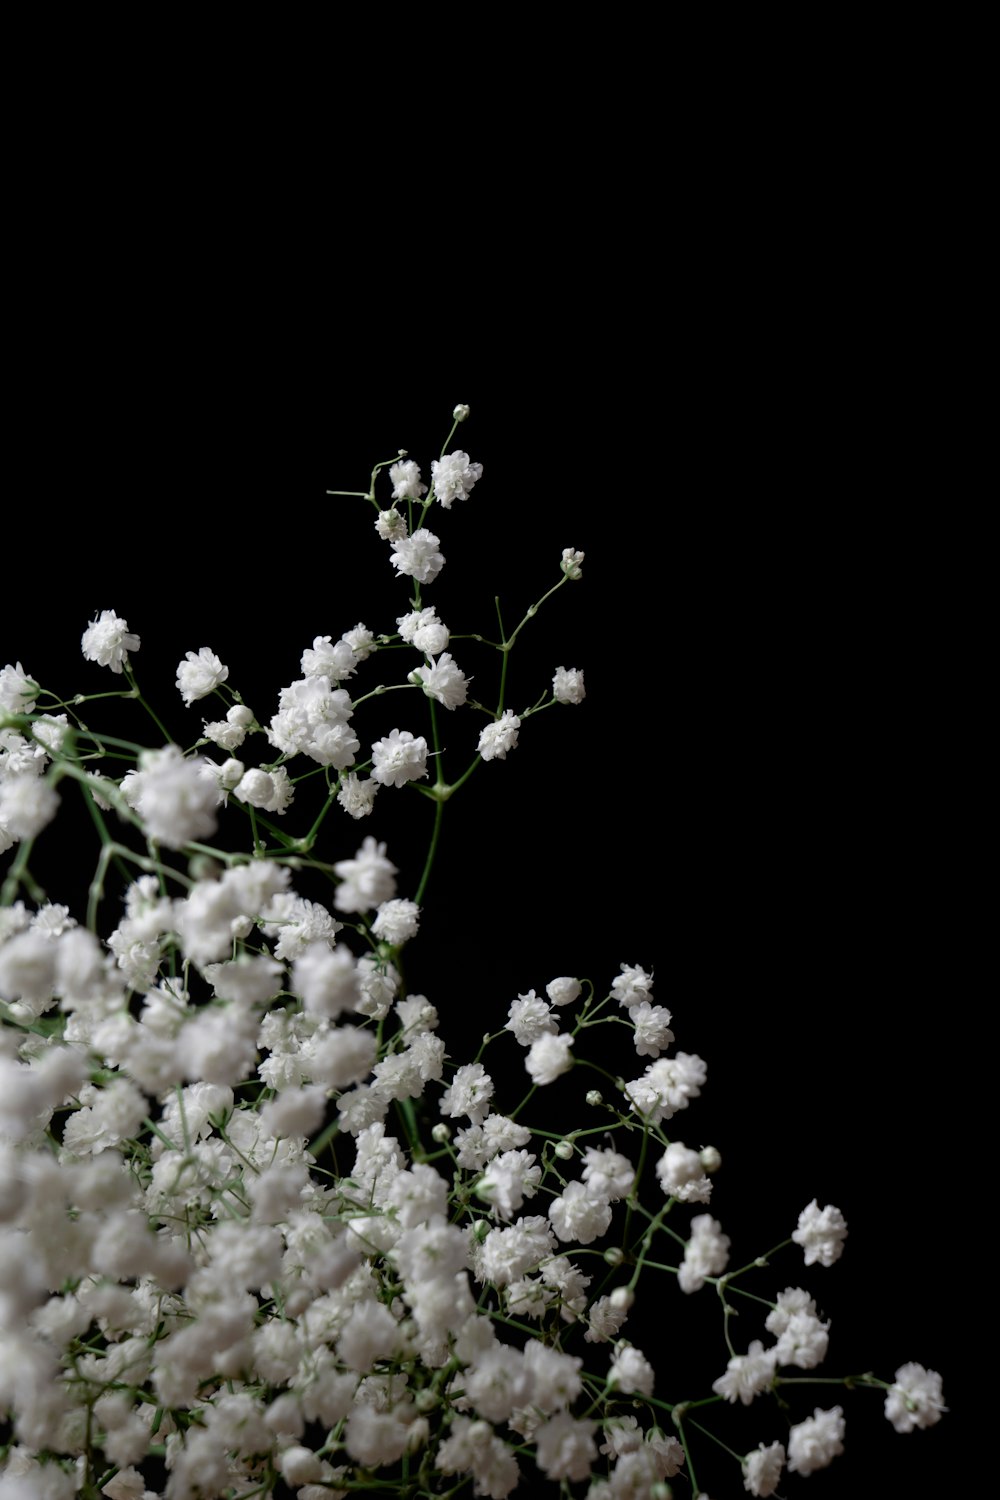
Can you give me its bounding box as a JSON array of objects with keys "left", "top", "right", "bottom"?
[{"left": 0, "top": 413, "right": 945, "bottom": 1498}]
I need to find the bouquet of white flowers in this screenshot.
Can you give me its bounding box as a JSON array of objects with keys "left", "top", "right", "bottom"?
[{"left": 0, "top": 407, "right": 947, "bottom": 1499}]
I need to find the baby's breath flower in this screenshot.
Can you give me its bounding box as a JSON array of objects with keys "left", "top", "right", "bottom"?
[
  {"left": 793, "top": 1200, "right": 848, "bottom": 1267},
  {"left": 81, "top": 610, "right": 140, "bottom": 674},
  {"left": 391, "top": 528, "right": 444, "bottom": 584},
  {"left": 431, "top": 450, "right": 483, "bottom": 508},
  {"left": 478, "top": 710, "right": 520, "bottom": 762},
  {"left": 389, "top": 458, "right": 427, "bottom": 502},
  {"left": 552, "top": 666, "right": 585, "bottom": 705},
  {"left": 176, "top": 647, "right": 229, "bottom": 706}
]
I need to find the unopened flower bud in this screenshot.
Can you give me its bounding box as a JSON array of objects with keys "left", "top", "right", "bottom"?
[
  {"left": 415, "top": 1389, "right": 438, "bottom": 1413},
  {"left": 604, "top": 1246, "right": 624, "bottom": 1267},
  {"left": 431, "top": 1123, "right": 451, "bottom": 1143},
  {"left": 610, "top": 1286, "right": 635, "bottom": 1311},
  {"left": 700, "top": 1145, "right": 722, "bottom": 1174},
  {"left": 586, "top": 1089, "right": 603, "bottom": 1107},
  {"left": 453, "top": 404, "right": 470, "bottom": 422},
  {"left": 279, "top": 1447, "right": 323, "bottom": 1485},
  {"left": 555, "top": 1140, "right": 574, "bottom": 1160},
  {"left": 218, "top": 758, "right": 245, "bottom": 791},
  {"left": 473, "top": 1219, "right": 490, "bottom": 1242},
  {"left": 398, "top": 448, "right": 408, "bottom": 457},
  {"left": 652, "top": 1485, "right": 673, "bottom": 1500}
]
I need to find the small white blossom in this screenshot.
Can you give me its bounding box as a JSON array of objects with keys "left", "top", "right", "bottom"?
[
  {"left": 375, "top": 507, "right": 408, "bottom": 541},
  {"left": 453, "top": 403, "right": 470, "bottom": 421},
  {"left": 506, "top": 990, "right": 557, "bottom": 1046},
  {"left": 884, "top": 1363, "right": 946, "bottom": 1433},
  {"left": 398, "top": 606, "right": 450, "bottom": 657},
  {"left": 440, "top": 1063, "right": 494, "bottom": 1124},
  {"left": 203, "top": 703, "right": 253, "bottom": 752},
  {"left": 525, "top": 1032, "right": 574, "bottom": 1085},
  {"left": 413, "top": 652, "right": 468, "bottom": 710},
  {"left": 391, "top": 529, "right": 445, "bottom": 584},
  {"left": 0, "top": 774, "right": 60, "bottom": 840},
  {"left": 0, "top": 662, "right": 38, "bottom": 714},
  {"left": 371, "top": 899, "right": 420, "bottom": 946},
  {"left": 371, "top": 728, "right": 429, "bottom": 788},
  {"left": 679, "top": 1214, "right": 730, "bottom": 1294},
  {"left": 337, "top": 772, "right": 378, "bottom": 819},
  {"left": 478, "top": 710, "right": 520, "bottom": 762},
  {"left": 552, "top": 666, "right": 585, "bottom": 705},
  {"left": 560, "top": 547, "right": 584, "bottom": 580},
  {"left": 176, "top": 647, "right": 229, "bottom": 706},
  {"left": 787, "top": 1406, "right": 845, "bottom": 1476},
  {"left": 81, "top": 610, "right": 140, "bottom": 674},
  {"left": 793, "top": 1199, "right": 848, "bottom": 1267},
  {"left": 431, "top": 450, "right": 483, "bottom": 508},
  {"left": 389, "top": 459, "right": 427, "bottom": 502},
  {"left": 128, "top": 746, "right": 220, "bottom": 849},
  {"left": 545, "top": 976, "right": 581, "bottom": 1007},
  {"left": 549, "top": 1181, "right": 612, "bottom": 1244},
  {"left": 744, "top": 1441, "right": 785, "bottom": 1497},
  {"left": 712, "top": 1341, "right": 776, "bottom": 1405},
  {"left": 608, "top": 1345, "right": 654, "bottom": 1396}
]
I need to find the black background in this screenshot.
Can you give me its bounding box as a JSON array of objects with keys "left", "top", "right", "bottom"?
[{"left": 5, "top": 337, "right": 959, "bottom": 1495}]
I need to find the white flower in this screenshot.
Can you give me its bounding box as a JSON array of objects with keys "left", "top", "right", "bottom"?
[
  {"left": 453, "top": 403, "right": 470, "bottom": 421},
  {"left": 81, "top": 610, "right": 140, "bottom": 674},
  {"left": 581, "top": 1147, "right": 634, "bottom": 1201},
  {"left": 787, "top": 1406, "right": 845, "bottom": 1476},
  {"left": 371, "top": 898, "right": 420, "bottom": 946},
  {"left": 560, "top": 547, "right": 584, "bottom": 580},
  {"left": 301, "top": 635, "right": 359, "bottom": 683},
  {"left": 545, "top": 976, "right": 581, "bottom": 1007},
  {"left": 655, "top": 1142, "right": 711, "bottom": 1203},
  {"left": 678, "top": 1214, "right": 730, "bottom": 1294},
  {"left": 793, "top": 1199, "right": 848, "bottom": 1267},
  {"left": 548, "top": 1181, "right": 612, "bottom": 1244},
  {"left": 744, "top": 1441, "right": 785, "bottom": 1497},
  {"left": 203, "top": 703, "right": 253, "bottom": 751},
  {"left": 0, "top": 774, "right": 60, "bottom": 840},
  {"left": 391, "top": 529, "right": 445, "bottom": 584},
  {"left": 629, "top": 1000, "right": 675, "bottom": 1058},
  {"left": 389, "top": 458, "right": 427, "bottom": 502},
  {"left": 608, "top": 1345, "right": 654, "bottom": 1396},
  {"left": 439, "top": 1063, "right": 494, "bottom": 1124},
  {"left": 398, "top": 606, "right": 449, "bottom": 656},
  {"left": 431, "top": 450, "right": 483, "bottom": 508},
  {"left": 0, "top": 662, "right": 38, "bottom": 714},
  {"left": 371, "top": 728, "right": 429, "bottom": 788},
  {"left": 612, "top": 963, "right": 654, "bottom": 1008},
  {"left": 525, "top": 1032, "right": 574, "bottom": 1085},
  {"left": 334, "top": 835, "right": 398, "bottom": 913},
  {"left": 884, "top": 1363, "right": 946, "bottom": 1433},
  {"left": 129, "top": 746, "right": 220, "bottom": 849},
  {"left": 478, "top": 710, "right": 520, "bottom": 762},
  {"left": 772, "top": 1310, "right": 830, "bottom": 1370},
  {"left": 413, "top": 652, "right": 468, "bottom": 710},
  {"left": 712, "top": 1341, "right": 776, "bottom": 1405},
  {"left": 552, "top": 666, "right": 585, "bottom": 705},
  {"left": 506, "top": 990, "right": 557, "bottom": 1046},
  {"left": 176, "top": 647, "right": 229, "bottom": 706},
  {"left": 535, "top": 1413, "right": 597, "bottom": 1482},
  {"left": 375, "top": 506, "right": 408, "bottom": 541},
  {"left": 337, "top": 772, "right": 378, "bottom": 819}
]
